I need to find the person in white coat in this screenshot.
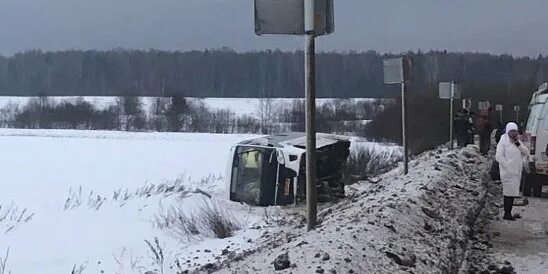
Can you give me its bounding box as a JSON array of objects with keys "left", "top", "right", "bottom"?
[{"left": 496, "top": 122, "right": 528, "bottom": 221}]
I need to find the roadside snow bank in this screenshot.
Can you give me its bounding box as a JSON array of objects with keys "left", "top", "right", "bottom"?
[{"left": 209, "top": 146, "right": 489, "bottom": 274}]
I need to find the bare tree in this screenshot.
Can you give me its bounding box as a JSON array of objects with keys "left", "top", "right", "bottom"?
[
  {"left": 258, "top": 97, "right": 274, "bottom": 134},
  {"left": 151, "top": 97, "right": 169, "bottom": 116},
  {"left": 116, "top": 96, "right": 146, "bottom": 131},
  {"left": 150, "top": 97, "right": 170, "bottom": 131},
  {"left": 0, "top": 103, "right": 19, "bottom": 127}
]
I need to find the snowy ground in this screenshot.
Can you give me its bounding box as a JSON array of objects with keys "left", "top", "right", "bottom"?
[
  {"left": 203, "top": 146, "right": 491, "bottom": 273},
  {"left": 0, "top": 129, "right": 399, "bottom": 274},
  {"left": 0, "top": 129, "right": 264, "bottom": 273}
]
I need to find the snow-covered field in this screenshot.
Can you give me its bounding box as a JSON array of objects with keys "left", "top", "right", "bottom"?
[
  {"left": 0, "top": 129, "right": 400, "bottom": 274},
  {"left": 0, "top": 129, "right": 264, "bottom": 273}
]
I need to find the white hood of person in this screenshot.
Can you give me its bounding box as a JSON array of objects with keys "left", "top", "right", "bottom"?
[{"left": 505, "top": 122, "right": 518, "bottom": 133}]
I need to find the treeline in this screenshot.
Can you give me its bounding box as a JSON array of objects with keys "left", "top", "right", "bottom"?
[
  {"left": 0, "top": 97, "right": 385, "bottom": 136},
  {"left": 365, "top": 90, "right": 450, "bottom": 154},
  {"left": 365, "top": 83, "right": 535, "bottom": 154},
  {"left": 1, "top": 48, "right": 547, "bottom": 154},
  {"left": 0, "top": 97, "right": 263, "bottom": 133},
  {"left": 0, "top": 49, "right": 547, "bottom": 98}
]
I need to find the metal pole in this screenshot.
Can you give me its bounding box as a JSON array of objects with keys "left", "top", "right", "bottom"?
[
  {"left": 274, "top": 160, "right": 280, "bottom": 206},
  {"left": 516, "top": 109, "right": 519, "bottom": 123},
  {"left": 500, "top": 110, "right": 503, "bottom": 124},
  {"left": 401, "top": 81, "right": 408, "bottom": 175},
  {"left": 293, "top": 177, "right": 298, "bottom": 207},
  {"left": 305, "top": 34, "right": 317, "bottom": 231},
  {"left": 449, "top": 82, "right": 454, "bottom": 150},
  {"left": 304, "top": 0, "right": 317, "bottom": 231}
]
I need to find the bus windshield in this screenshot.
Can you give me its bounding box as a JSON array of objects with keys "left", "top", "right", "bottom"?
[{"left": 231, "top": 146, "right": 264, "bottom": 205}]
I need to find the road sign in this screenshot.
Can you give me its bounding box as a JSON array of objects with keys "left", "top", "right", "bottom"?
[
  {"left": 383, "top": 58, "right": 404, "bottom": 84},
  {"left": 495, "top": 104, "right": 503, "bottom": 111},
  {"left": 514, "top": 105, "right": 521, "bottom": 122},
  {"left": 383, "top": 56, "right": 410, "bottom": 174},
  {"left": 439, "top": 82, "right": 461, "bottom": 150},
  {"left": 254, "top": 0, "right": 334, "bottom": 36},
  {"left": 439, "top": 82, "right": 461, "bottom": 99},
  {"left": 462, "top": 98, "right": 472, "bottom": 109},
  {"left": 383, "top": 57, "right": 411, "bottom": 84}
]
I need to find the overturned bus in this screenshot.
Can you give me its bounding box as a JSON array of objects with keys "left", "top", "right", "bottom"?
[{"left": 226, "top": 133, "right": 351, "bottom": 206}]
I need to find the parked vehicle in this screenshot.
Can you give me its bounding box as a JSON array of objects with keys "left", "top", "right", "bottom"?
[
  {"left": 226, "top": 133, "right": 350, "bottom": 206},
  {"left": 522, "top": 82, "right": 548, "bottom": 196}
]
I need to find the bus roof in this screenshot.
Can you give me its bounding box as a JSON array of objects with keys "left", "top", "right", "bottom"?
[{"left": 237, "top": 133, "right": 350, "bottom": 149}]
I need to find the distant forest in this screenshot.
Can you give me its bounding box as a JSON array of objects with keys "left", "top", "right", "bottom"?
[{"left": 0, "top": 49, "right": 547, "bottom": 99}]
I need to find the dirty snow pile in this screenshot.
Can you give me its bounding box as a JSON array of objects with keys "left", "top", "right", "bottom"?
[{"left": 205, "top": 146, "right": 490, "bottom": 274}]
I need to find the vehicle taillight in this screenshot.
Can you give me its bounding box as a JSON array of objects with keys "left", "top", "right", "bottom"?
[{"left": 531, "top": 136, "right": 536, "bottom": 155}]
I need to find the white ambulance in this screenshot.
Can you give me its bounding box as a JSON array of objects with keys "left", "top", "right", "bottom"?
[{"left": 523, "top": 82, "right": 548, "bottom": 196}]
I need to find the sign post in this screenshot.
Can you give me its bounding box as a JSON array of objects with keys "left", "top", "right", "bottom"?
[
  {"left": 450, "top": 83, "right": 454, "bottom": 150},
  {"left": 496, "top": 104, "right": 503, "bottom": 124},
  {"left": 303, "top": 0, "right": 317, "bottom": 232},
  {"left": 383, "top": 57, "right": 411, "bottom": 174},
  {"left": 514, "top": 105, "right": 520, "bottom": 122},
  {"left": 254, "top": 0, "right": 334, "bottom": 232},
  {"left": 439, "top": 82, "right": 461, "bottom": 150}
]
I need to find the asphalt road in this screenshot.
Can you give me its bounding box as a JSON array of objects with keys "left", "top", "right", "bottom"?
[{"left": 489, "top": 187, "right": 548, "bottom": 274}]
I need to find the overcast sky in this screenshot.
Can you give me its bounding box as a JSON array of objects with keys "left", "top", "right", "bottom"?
[{"left": 0, "top": 0, "right": 546, "bottom": 57}]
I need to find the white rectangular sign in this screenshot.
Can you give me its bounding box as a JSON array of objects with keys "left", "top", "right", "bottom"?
[
  {"left": 383, "top": 58, "right": 404, "bottom": 84},
  {"left": 514, "top": 105, "right": 520, "bottom": 112},
  {"left": 254, "top": 0, "right": 334, "bottom": 36},
  {"left": 462, "top": 98, "right": 472, "bottom": 109},
  {"left": 439, "top": 82, "right": 461, "bottom": 99},
  {"left": 496, "top": 104, "right": 503, "bottom": 111},
  {"left": 439, "top": 82, "right": 451, "bottom": 99}
]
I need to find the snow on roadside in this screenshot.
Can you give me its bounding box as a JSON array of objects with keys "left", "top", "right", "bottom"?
[
  {"left": 349, "top": 136, "right": 402, "bottom": 157},
  {"left": 208, "top": 146, "right": 489, "bottom": 274}
]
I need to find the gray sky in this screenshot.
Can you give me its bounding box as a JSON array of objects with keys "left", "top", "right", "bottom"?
[{"left": 0, "top": 0, "right": 546, "bottom": 57}]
